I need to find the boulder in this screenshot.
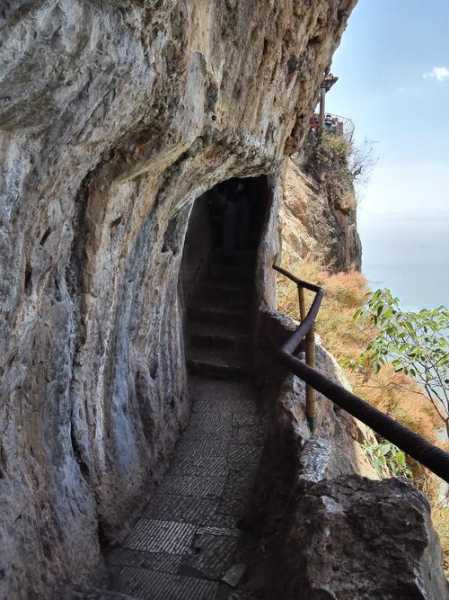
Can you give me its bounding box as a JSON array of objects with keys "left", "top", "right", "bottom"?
[{"left": 273, "top": 476, "right": 449, "bottom": 600}]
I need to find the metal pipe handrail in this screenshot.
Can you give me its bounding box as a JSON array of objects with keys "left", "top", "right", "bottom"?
[
  {"left": 274, "top": 263, "right": 323, "bottom": 428},
  {"left": 274, "top": 264, "right": 322, "bottom": 293},
  {"left": 274, "top": 264, "right": 449, "bottom": 484},
  {"left": 281, "top": 288, "right": 324, "bottom": 355}
]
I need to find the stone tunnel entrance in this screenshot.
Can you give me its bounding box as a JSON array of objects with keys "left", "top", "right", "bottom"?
[
  {"left": 182, "top": 176, "right": 271, "bottom": 302},
  {"left": 181, "top": 176, "right": 271, "bottom": 378}
]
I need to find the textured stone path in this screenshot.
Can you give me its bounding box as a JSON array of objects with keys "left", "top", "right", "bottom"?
[
  {"left": 103, "top": 252, "right": 263, "bottom": 599},
  {"left": 106, "top": 377, "right": 264, "bottom": 599}
]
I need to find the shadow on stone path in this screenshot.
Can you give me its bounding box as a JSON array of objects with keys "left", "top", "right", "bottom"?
[{"left": 106, "top": 376, "right": 265, "bottom": 600}]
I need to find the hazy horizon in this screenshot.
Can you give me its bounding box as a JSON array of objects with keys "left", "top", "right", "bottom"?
[{"left": 327, "top": 0, "right": 449, "bottom": 309}]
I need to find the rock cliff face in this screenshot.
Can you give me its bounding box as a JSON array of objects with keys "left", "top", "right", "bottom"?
[
  {"left": 0, "top": 1, "right": 357, "bottom": 597},
  {"left": 280, "top": 157, "right": 361, "bottom": 272},
  {"left": 274, "top": 476, "right": 449, "bottom": 600}
]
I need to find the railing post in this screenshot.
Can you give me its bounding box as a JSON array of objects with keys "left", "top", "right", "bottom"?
[
  {"left": 297, "top": 284, "right": 306, "bottom": 322},
  {"left": 305, "top": 328, "right": 316, "bottom": 432},
  {"left": 297, "top": 284, "right": 316, "bottom": 432}
]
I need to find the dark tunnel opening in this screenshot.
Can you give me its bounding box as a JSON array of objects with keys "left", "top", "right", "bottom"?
[
  {"left": 181, "top": 176, "right": 271, "bottom": 304},
  {"left": 181, "top": 175, "right": 271, "bottom": 379}
]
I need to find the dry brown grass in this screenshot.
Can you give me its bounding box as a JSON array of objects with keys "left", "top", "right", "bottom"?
[
  {"left": 277, "top": 256, "right": 448, "bottom": 573},
  {"left": 433, "top": 507, "right": 449, "bottom": 575},
  {"left": 277, "top": 256, "right": 442, "bottom": 447}
]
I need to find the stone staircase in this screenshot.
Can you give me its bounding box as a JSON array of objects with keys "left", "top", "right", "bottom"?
[
  {"left": 187, "top": 252, "right": 254, "bottom": 380},
  {"left": 87, "top": 251, "right": 264, "bottom": 600}
]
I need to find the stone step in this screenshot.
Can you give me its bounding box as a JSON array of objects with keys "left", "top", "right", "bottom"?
[
  {"left": 194, "top": 283, "right": 251, "bottom": 310},
  {"left": 190, "top": 321, "right": 250, "bottom": 350},
  {"left": 211, "top": 249, "right": 257, "bottom": 265},
  {"left": 208, "top": 262, "right": 253, "bottom": 284},
  {"left": 200, "top": 280, "right": 252, "bottom": 297},
  {"left": 205, "top": 279, "right": 252, "bottom": 298},
  {"left": 112, "top": 567, "right": 218, "bottom": 600},
  {"left": 187, "top": 345, "right": 250, "bottom": 379},
  {"left": 190, "top": 318, "right": 247, "bottom": 340},
  {"left": 68, "top": 587, "right": 138, "bottom": 600},
  {"left": 188, "top": 305, "right": 248, "bottom": 329}
]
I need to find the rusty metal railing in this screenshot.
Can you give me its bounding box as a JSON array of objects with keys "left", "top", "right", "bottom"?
[
  {"left": 274, "top": 264, "right": 449, "bottom": 484},
  {"left": 274, "top": 264, "right": 324, "bottom": 430}
]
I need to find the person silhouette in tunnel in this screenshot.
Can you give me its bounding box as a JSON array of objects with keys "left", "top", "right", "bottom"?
[
  {"left": 222, "top": 180, "right": 253, "bottom": 260},
  {"left": 222, "top": 184, "right": 239, "bottom": 260},
  {"left": 236, "top": 181, "right": 251, "bottom": 251}
]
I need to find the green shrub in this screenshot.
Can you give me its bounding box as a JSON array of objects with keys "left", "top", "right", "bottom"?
[{"left": 362, "top": 439, "right": 412, "bottom": 479}]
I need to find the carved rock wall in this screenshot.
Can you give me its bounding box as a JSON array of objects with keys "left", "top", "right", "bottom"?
[{"left": 0, "top": 1, "right": 356, "bottom": 597}]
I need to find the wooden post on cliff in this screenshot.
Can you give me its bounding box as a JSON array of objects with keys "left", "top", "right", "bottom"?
[
  {"left": 319, "top": 86, "right": 326, "bottom": 130},
  {"left": 319, "top": 72, "right": 339, "bottom": 131},
  {"left": 298, "top": 285, "right": 316, "bottom": 432}
]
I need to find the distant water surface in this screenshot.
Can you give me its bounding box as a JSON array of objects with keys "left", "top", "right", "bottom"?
[{"left": 359, "top": 213, "right": 449, "bottom": 311}]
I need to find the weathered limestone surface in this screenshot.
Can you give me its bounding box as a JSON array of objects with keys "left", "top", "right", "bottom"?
[
  {"left": 273, "top": 476, "right": 449, "bottom": 599},
  {"left": 0, "top": 1, "right": 356, "bottom": 598},
  {"left": 280, "top": 157, "right": 361, "bottom": 271}
]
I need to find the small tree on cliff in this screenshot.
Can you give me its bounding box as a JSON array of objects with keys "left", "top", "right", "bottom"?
[
  {"left": 355, "top": 289, "right": 449, "bottom": 437},
  {"left": 302, "top": 131, "right": 376, "bottom": 199}
]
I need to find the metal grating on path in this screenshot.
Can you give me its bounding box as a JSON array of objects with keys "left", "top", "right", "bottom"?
[
  {"left": 115, "top": 567, "right": 219, "bottom": 600},
  {"left": 143, "top": 495, "right": 218, "bottom": 524},
  {"left": 106, "top": 376, "right": 265, "bottom": 599},
  {"left": 169, "top": 454, "right": 228, "bottom": 477},
  {"left": 182, "top": 530, "right": 240, "bottom": 580},
  {"left": 175, "top": 436, "right": 229, "bottom": 459},
  {"left": 123, "top": 520, "right": 195, "bottom": 554},
  {"left": 159, "top": 474, "right": 227, "bottom": 498},
  {"left": 107, "top": 549, "right": 182, "bottom": 575}
]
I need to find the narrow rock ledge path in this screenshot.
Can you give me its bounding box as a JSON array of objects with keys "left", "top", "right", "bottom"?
[{"left": 105, "top": 253, "right": 265, "bottom": 600}]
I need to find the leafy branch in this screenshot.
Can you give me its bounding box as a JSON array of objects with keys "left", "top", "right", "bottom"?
[
  {"left": 354, "top": 289, "right": 449, "bottom": 437},
  {"left": 363, "top": 439, "right": 412, "bottom": 479}
]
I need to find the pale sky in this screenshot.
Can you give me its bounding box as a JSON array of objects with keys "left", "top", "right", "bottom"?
[{"left": 327, "top": 0, "right": 449, "bottom": 225}]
